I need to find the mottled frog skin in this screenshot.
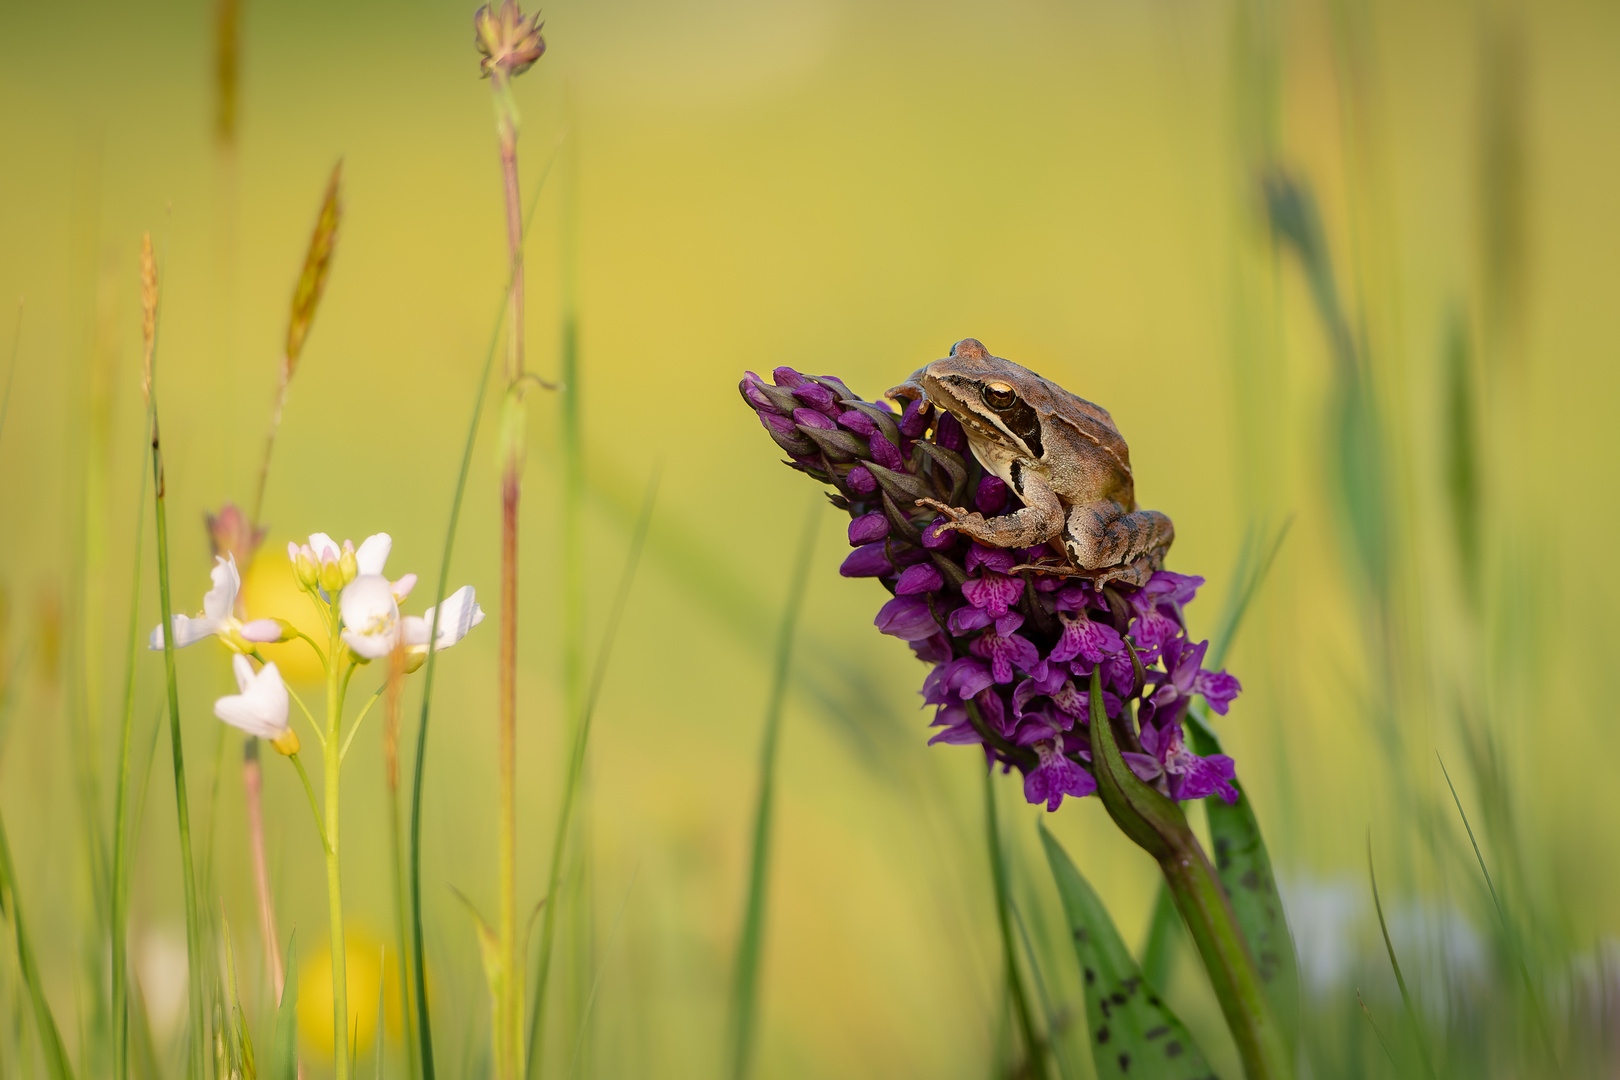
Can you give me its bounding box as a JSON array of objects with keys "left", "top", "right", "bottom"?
[{"left": 889, "top": 338, "right": 1173, "bottom": 587}]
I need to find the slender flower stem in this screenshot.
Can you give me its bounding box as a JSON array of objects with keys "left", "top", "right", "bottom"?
[
  {"left": 288, "top": 751, "right": 330, "bottom": 854},
  {"left": 338, "top": 684, "right": 387, "bottom": 763},
  {"left": 324, "top": 634, "right": 350, "bottom": 1079},
  {"left": 493, "top": 66, "right": 526, "bottom": 1080}
]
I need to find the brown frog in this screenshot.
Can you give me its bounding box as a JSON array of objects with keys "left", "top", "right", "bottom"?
[{"left": 888, "top": 338, "right": 1174, "bottom": 587}]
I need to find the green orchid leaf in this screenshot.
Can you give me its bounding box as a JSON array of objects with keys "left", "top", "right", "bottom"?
[
  {"left": 1187, "top": 709, "right": 1300, "bottom": 1049},
  {"left": 1039, "top": 822, "right": 1215, "bottom": 1080}
]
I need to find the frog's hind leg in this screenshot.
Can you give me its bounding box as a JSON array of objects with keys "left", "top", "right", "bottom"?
[{"left": 1064, "top": 501, "right": 1174, "bottom": 582}]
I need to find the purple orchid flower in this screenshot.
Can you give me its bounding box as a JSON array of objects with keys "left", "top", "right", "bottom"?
[
  {"left": 1152, "top": 638, "right": 1242, "bottom": 716},
  {"left": 1123, "top": 720, "right": 1238, "bottom": 804},
  {"left": 741, "top": 364, "right": 1248, "bottom": 814},
  {"left": 1024, "top": 739, "right": 1098, "bottom": 811}
]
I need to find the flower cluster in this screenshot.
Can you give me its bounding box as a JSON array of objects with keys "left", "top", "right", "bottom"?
[
  {"left": 151, "top": 531, "right": 483, "bottom": 754},
  {"left": 740, "top": 366, "right": 1241, "bottom": 811}
]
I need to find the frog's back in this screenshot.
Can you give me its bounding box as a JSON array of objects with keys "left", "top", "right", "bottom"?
[{"left": 1022, "top": 368, "right": 1137, "bottom": 499}]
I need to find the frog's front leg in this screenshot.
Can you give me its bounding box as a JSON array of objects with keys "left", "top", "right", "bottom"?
[
  {"left": 1065, "top": 500, "right": 1175, "bottom": 575},
  {"left": 916, "top": 470, "right": 1066, "bottom": 550}
]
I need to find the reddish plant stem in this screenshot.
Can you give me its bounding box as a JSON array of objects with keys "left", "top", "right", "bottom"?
[{"left": 243, "top": 742, "right": 284, "bottom": 997}]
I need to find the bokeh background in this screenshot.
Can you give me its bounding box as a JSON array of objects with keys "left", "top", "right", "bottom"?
[{"left": 1, "top": 0, "right": 1617, "bottom": 1077}]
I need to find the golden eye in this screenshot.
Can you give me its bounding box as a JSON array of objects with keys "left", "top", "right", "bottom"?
[{"left": 982, "top": 381, "right": 1017, "bottom": 410}]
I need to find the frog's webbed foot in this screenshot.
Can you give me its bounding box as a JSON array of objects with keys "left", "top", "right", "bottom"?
[{"left": 1064, "top": 501, "right": 1174, "bottom": 587}]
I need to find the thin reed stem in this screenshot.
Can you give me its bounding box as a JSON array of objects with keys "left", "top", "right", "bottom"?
[
  {"left": 110, "top": 446, "right": 148, "bottom": 1080},
  {"left": 983, "top": 766, "right": 1048, "bottom": 1080},
  {"left": 242, "top": 741, "right": 285, "bottom": 997},
  {"left": 726, "top": 501, "right": 817, "bottom": 1080},
  {"left": 142, "top": 231, "right": 207, "bottom": 1080},
  {"left": 411, "top": 131, "right": 563, "bottom": 1080}
]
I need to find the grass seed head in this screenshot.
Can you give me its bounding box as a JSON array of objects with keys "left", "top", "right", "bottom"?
[
  {"left": 474, "top": 1, "right": 546, "bottom": 80},
  {"left": 139, "top": 232, "right": 157, "bottom": 403}
]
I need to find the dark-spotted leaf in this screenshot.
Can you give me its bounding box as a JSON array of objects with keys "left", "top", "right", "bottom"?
[
  {"left": 1188, "top": 711, "right": 1300, "bottom": 1048},
  {"left": 1039, "top": 822, "right": 1215, "bottom": 1080}
]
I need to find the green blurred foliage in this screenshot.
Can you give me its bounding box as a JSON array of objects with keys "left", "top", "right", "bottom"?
[{"left": 0, "top": 0, "right": 1618, "bottom": 1077}]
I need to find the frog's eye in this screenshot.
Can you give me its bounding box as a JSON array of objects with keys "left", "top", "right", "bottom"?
[{"left": 982, "top": 381, "right": 1017, "bottom": 410}]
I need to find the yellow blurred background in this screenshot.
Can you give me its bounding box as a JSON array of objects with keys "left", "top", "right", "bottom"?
[{"left": 1, "top": 0, "right": 1617, "bottom": 1076}]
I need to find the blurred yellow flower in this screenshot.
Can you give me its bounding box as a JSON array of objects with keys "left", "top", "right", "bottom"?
[
  {"left": 242, "top": 548, "right": 327, "bottom": 683},
  {"left": 296, "top": 927, "right": 403, "bottom": 1062}
]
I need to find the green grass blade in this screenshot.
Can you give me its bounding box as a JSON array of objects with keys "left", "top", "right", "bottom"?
[
  {"left": 1367, "top": 838, "right": 1437, "bottom": 1080},
  {"left": 272, "top": 933, "right": 298, "bottom": 1080},
  {"left": 374, "top": 948, "right": 386, "bottom": 1080},
  {"left": 1437, "top": 755, "right": 1556, "bottom": 1063},
  {"left": 142, "top": 232, "right": 208, "bottom": 1080},
  {"left": 1206, "top": 517, "right": 1291, "bottom": 671},
  {"left": 0, "top": 805, "right": 77, "bottom": 1080},
  {"left": 528, "top": 464, "right": 660, "bottom": 1078},
  {"left": 408, "top": 134, "right": 564, "bottom": 1080},
  {"left": 565, "top": 866, "right": 637, "bottom": 1080},
  {"left": 1009, "top": 897, "right": 1074, "bottom": 1080},
  {"left": 110, "top": 442, "right": 148, "bottom": 1080},
  {"left": 1038, "top": 822, "right": 1213, "bottom": 1080},
  {"left": 726, "top": 500, "right": 818, "bottom": 1080},
  {"left": 984, "top": 768, "right": 1049, "bottom": 1080}
]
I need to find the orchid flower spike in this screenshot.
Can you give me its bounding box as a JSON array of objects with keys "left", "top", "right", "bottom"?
[
  {"left": 148, "top": 554, "right": 283, "bottom": 653},
  {"left": 214, "top": 654, "right": 298, "bottom": 755}
]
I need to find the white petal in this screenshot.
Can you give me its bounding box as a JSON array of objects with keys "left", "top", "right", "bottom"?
[
  {"left": 240, "top": 619, "right": 282, "bottom": 643},
  {"left": 202, "top": 555, "right": 240, "bottom": 621},
  {"left": 340, "top": 574, "right": 400, "bottom": 659},
  {"left": 214, "top": 658, "right": 289, "bottom": 739},
  {"left": 355, "top": 533, "right": 393, "bottom": 576},
  {"left": 391, "top": 572, "right": 418, "bottom": 603},
  {"left": 230, "top": 652, "right": 256, "bottom": 693},
  {"left": 286, "top": 540, "right": 301, "bottom": 562},
  {"left": 341, "top": 627, "right": 397, "bottom": 660},
  {"left": 420, "top": 586, "right": 485, "bottom": 651},
  {"left": 308, "top": 532, "right": 340, "bottom": 562},
  {"left": 401, "top": 615, "right": 430, "bottom": 648},
  {"left": 148, "top": 614, "right": 225, "bottom": 650}
]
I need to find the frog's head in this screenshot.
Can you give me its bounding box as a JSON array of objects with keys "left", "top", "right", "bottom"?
[{"left": 888, "top": 338, "right": 1047, "bottom": 464}]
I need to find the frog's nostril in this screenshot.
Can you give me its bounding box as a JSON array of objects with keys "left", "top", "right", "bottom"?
[{"left": 950, "top": 338, "right": 989, "bottom": 360}]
